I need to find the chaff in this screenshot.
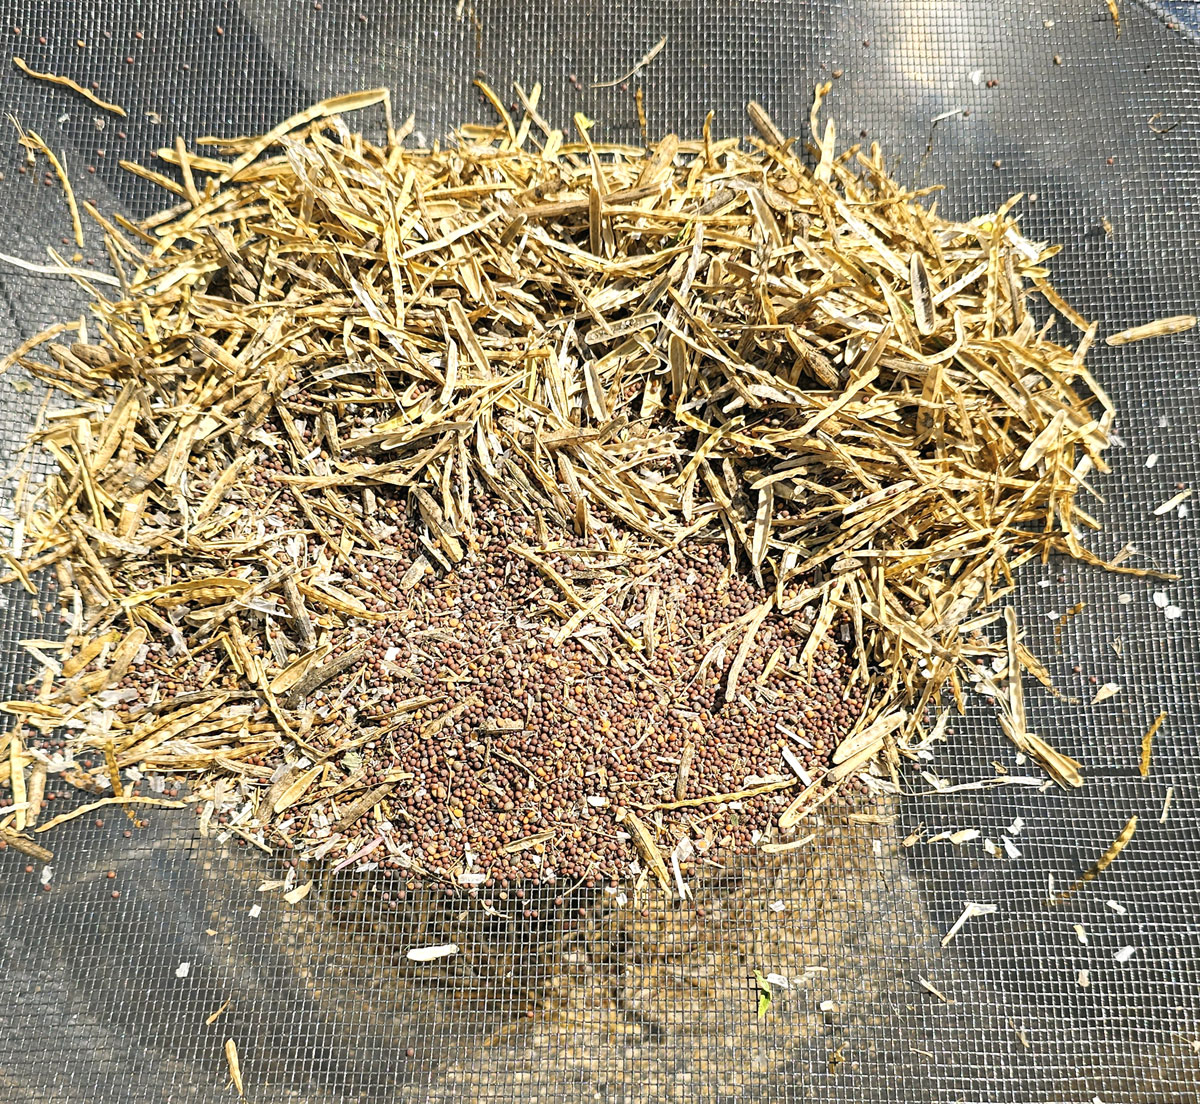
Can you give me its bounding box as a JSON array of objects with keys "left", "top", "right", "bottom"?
[{"left": 0, "top": 83, "right": 1153, "bottom": 878}]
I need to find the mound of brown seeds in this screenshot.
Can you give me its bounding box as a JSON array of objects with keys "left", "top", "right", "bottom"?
[{"left": 0, "top": 82, "right": 1150, "bottom": 888}]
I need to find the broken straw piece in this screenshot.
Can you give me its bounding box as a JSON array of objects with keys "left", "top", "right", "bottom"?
[
  {"left": 406, "top": 943, "right": 459, "bottom": 962},
  {"left": 941, "top": 901, "right": 997, "bottom": 946}
]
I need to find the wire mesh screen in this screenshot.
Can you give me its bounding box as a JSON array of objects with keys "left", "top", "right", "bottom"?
[{"left": 0, "top": 1, "right": 1198, "bottom": 1101}]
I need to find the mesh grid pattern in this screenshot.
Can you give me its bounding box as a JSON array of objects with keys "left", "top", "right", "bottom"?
[{"left": 0, "top": 2, "right": 1197, "bottom": 1101}]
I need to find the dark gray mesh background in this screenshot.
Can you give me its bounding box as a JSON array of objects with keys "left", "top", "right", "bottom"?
[{"left": 0, "top": 2, "right": 1197, "bottom": 1102}]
